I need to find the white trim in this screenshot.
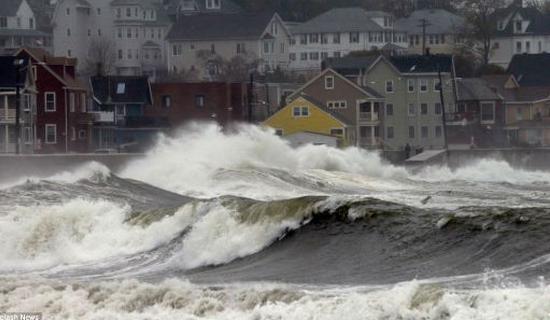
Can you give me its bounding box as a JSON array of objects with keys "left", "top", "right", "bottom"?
[
  {"left": 385, "top": 80, "right": 394, "bottom": 93},
  {"left": 419, "top": 79, "right": 428, "bottom": 93},
  {"left": 45, "top": 124, "right": 57, "bottom": 144},
  {"left": 407, "top": 79, "right": 415, "bottom": 93},
  {"left": 480, "top": 101, "right": 496, "bottom": 124},
  {"left": 325, "top": 75, "right": 334, "bottom": 90},
  {"left": 44, "top": 92, "right": 56, "bottom": 112}
]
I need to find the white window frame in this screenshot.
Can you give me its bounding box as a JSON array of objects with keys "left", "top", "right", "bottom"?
[
  {"left": 386, "top": 103, "right": 393, "bottom": 116},
  {"left": 481, "top": 102, "right": 496, "bottom": 124},
  {"left": 407, "top": 79, "right": 415, "bottom": 93},
  {"left": 420, "top": 103, "right": 428, "bottom": 115},
  {"left": 23, "top": 127, "right": 32, "bottom": 144},
  {"left": 408, "top": 103, "right": 416, "bottom": 116},
  {"left": 45, "top": 124, "right": 57, "bottom": 144},
  {"left": 419, "top": 79, "right": 428, "bottom": 93},
  {"left": 45, "top": 92, "right": 56, "bottom": 112},
  {"left": 325, "top": 76, "right": 334, "bottom": 89},
  {"left": 327, "top": 100, "right": 347, "bottom": 109}
]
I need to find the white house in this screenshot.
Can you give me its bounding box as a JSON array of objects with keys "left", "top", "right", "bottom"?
[
  {"left": 288, "top": 8, "right": 409, "bottom": 73},
  {"left": 490, "top": 3, "right": 550, "bottom": 68},
  {"left": 0, "top": 0, "right": 51, "bottom": 54}
]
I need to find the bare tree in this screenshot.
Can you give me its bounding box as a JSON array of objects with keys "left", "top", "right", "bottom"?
[
  {"left": 453, "top": 0, "right": 505, "bottom": 66},
  {"left": 525, "top": 0, "right": 550, "bottom": 13},
  {"left": 196, "top": 50, "right": 260, "bottom": 82},
  {"left": 83, "top": 38, "right": 117, "bottom": 76}
]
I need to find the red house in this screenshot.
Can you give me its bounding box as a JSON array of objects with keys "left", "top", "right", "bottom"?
[
  {"left": 15, "top": 48, "right": 91, "bottom": 153},
  {"left": 148, "top": 82, "right": 247, "bottom": 128}
]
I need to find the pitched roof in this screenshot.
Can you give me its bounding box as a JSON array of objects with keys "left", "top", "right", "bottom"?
[
  {"left": 166, "top": 12, "right": 275, "bottom": 41},
  {"left": 0, "top": 0, "right": 22, "bottom": 17},
  {"left": 91, "top": 76, "right": 152, "bottom": 104},
  {"left": 0, "top": 56, "right": 28, "bottom": 88},
  {"left": 507, "top": 53, "right": 550, "bottom": 87},
  {"left": 166, "top": 0, "right": 242, "bottom": 15},
  {"left": 388, "top": 54, "right": 453, "bottom": 73},
  {"left": 494, "top": 5, "right": 550, "bottom": 37},
  {"left": 456, "top": 78, "right": 502, "bottom": 101},
  {"left": 483, "top": 74, "right": 550, "bottom": 102},
  {"left": 323, "top": 56, "right": 379, "bottom": 76},
  {"left": 397, "top": 9, "right": 464, "bottom": 35},
  {"left": 291, "top": 7, "right": 388, "bottom": 34}
]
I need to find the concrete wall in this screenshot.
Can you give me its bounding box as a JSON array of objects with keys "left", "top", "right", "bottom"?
[{"left": 0, "top": 153, "right": 144, "bottom": 182}]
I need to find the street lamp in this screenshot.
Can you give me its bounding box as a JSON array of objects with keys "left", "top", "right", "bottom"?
[{"left": 13, "top": 58, "right": 26, "bottom": 155}]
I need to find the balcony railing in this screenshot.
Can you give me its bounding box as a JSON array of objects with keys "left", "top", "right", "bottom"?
[
  {"left": 0, "top": 109, "right": 16, "bottom": 123},
  {"left": 90, "top": 111, "right": 115, "bottom": 123},
  {"left": 359, "top": 112, "right": 380, "bottom": 122}
]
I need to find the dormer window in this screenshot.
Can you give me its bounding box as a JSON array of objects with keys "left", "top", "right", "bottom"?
[
  {"left": 497, "top": 21, "right": 504, "bottom": 30},
  {"left": 206, "top": 0, "right": 221, "bottom": 9},
  {"left": 515, "top": 21, "right": 523, "bottom": 33}
]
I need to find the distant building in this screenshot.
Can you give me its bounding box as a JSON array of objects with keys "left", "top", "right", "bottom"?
[
  {"left": 15, "top": 48, "right": 90, "bottom": 153},
  {"left": 507, "top": 53, "right": 550, "bottom": 87},
  {"left": 263, "top": 95, "right": 350, "bottom": 148},
  {"left": 148, "top": 81, "right": 247, "bottom": 127},
  {"left": 288, "top": 68, "right": 385, "bottom": 149},
  {"left": 166, "top": 0, "right": 242, "bottom": 17},
  {"left": 490, "top": 3, "right": 550, "bottom": 68},
  {"left": 288, "top": 8, "right": 408, "bottom": 74},
  {"left": 448, "top": 78, "right": 506, "bottom": 149},
  {"left": 165, "top": 12, "right": 291, "bottom": 79},
  {"left": 90, "top": 75, "right": 166, "bottom": 152},
  {"left": 329, "top": 54, "right": 457, "bottom": 156},
  {"left": 398, "top": 9, "right": 465, "bottom": 55},
  {"left": 484, "top": 74, "right": 550, "bottom": 147},
  {"left": 0, "top": 0, "right": 51, "bottom": 55},
  {"left": 0, "top": 55, "right": 36, "bottom": 154}
]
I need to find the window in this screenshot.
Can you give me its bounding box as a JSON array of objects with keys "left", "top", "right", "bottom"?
[
  {"left": 206, "top": 0, "right": 221, "bottom": 9},
  {"left": 526, "top": 41, "right": 531, "bottom": 53},
  {"left": 0, "top": 17, "right": 7, "bottom": 28},
  {"left": 421, "top": 126, "right": 428, "bottom": 139},
  {"left": 327, "top": 101, "right": 347, "bottom": 109},
  {"left": 300, "top": 34, "right": 307, "bottom": 45},
  {"left": 69, "top": 92, "right": 75, "bottom": 112},
  {"left": 420, "top": 79, "right": 428, "bottom": 92},
  {"left": 23, "top": 94, "right": 31, "bottom": 111},
  {"left": 118, "top": 49, "right": 123, "bottom": 60},
  {"left": 116, "top": 83, "right": 126, "bottom": 94},
  {"left": 81, "top": 93, "right": 87, "bottom": 112},
  {"left": 408, "top": 103, "right": 416, "bottom": 116},
  {"left": 172, "top": 44, "right": 182, "bottom": 56},
  {"left": 435, "top": 126, "right": 442, "bottom": 138},
  {"left": 435, "top": 102, "right": 442, "bottom": 115},
  {"left": 31, "top": 66, "right": 37, "bottom": 81},
  {"left": 409, "top": 126, "right": 415, "bottom": 138},
  {"left": 325, "top": 76, "right": 334, "bottom": 89},
  {"left": 333, "top": 51, "right": 341, "bottom": 58},
  {"left": 275, "top": 129, "right": 283, "bottom": 136},
  {"left": 126, "top": 7, "right": 131, "bottom": 17},
  {"left": 289, "top": 53, "right": 296, "bottom": 61},
  {"left": 301, "top": 107, "right": 309, "bottom": 117},
  {"left": 292, "top": 106, "right": 309, "bottom": 117},
  {"left": 309, "top": 52, "right": 319, "bottom": 60},
  {"left": 350, "top": 32, "right": 359, "bottom": 43},
  {"left": 516, "top": 41, "right": 522, "bottom": 53},
  {"left": 116, "top": 8, "right": 121, "bottom": 18},
  {"left": 45, "top": 92, "right": 56, "bottom": 112},
  {"left": 309, "top": 34, "right": 319, "bottom": 43},
  {"left": 333, "top": 33, "right": 340, "bottom": 44},
  {"left": 515, "top": 21, "right": 522, "bottom": 33},
  {"left": 71, "top": 126, "right": 76, "bottom": 141},
  {"left": 293, "top": 106, "right": 300, "bottom": 117},
  {"left": 45, "top": 124, "right": 56, "bottom": 144},
  {"left": 97, "top": 8, "right": 101, "bottom": 15},
  {"left": 211, "top": 44, "right": 216, "bottom": 54},
  {"left": 481, "top": 102, "right": 495, "bottom": 123},
  {"left": 67, "top": 28, "right": 71, "bottom": 36},
  {"left": 195, "top": 95, "right": 205, "bottom": 108},
  {"left": 321, "top": 33, "right": 328, "bottom": 44},
  {"left": 17, "top": 17, "right": 21, "bottom": 27},
  {"left": 387, "top": 126, "right": 394, "bottom": 139},
  {"left": 434, "top": 80, "right": 441, "bottom": 91},
  {"left": 116, "top": 105, "right": 125, "bottom": 116},
  {"left": 421, "top": 103, "right": 428, "bottom": 115},
  {"left": 517, "top": 107, "right": 523, "bottom": 121},
  {"left": 23, "top": 127, "right": 32, "bottom": 144},
  {"left": 162, "top": 95, "right": 171, "bottom": 108},
  {"left": 386, "top": 103, "right": 393, "bottom": 116},
  {"left": 79, "top": 130, "right": 86, "bottom": 140},
  {"left": 127, "top": 49, "right": 132, "bottom": 59},
  {"left": 330, "top": 128, "right": 344, "bottom": 136},
  {"left": 67, "top": 49, "right": 72, "bottom": 57},
  {"left": 66, "top": 8, "right": 70, "bottom": 15},
  {"left": 237, "top": 43, "right": 246, "bottom": 54},
  {"left": 300, "top": 53, "right": 307, "bottom": 61},
  {"left": 408, "top": 79, "right": 415, "bottom": 92},
  {"left": 385, "top": 80, "right": 394, "bottom": 93},
  {"left": 321, "top": 52, "right": 328, "bottom": 60},
  {"left": 98, "top": 29, "right": 102, "bottom": 36}
]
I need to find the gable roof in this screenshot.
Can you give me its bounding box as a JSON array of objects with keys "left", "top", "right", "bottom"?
[
  {"left": 167, "top": 0, "right": 242, "bottom": 14},
  {"left": 397, "top": 9, "right": 464, "bottom": 35},
  {"left": 456, "top": 78, "right": 502, "bottom": 101},
  {"left": 0, "top": 0, "right": 23, "bottom": 17},
  {"left": 323, "top": 56, "right": 379, "bottom": 76},
  {"left": 91, "top": 76, "right": 152, "bottom": 104},
  {"left": 494, "top": 5, "right": 550, "bottom": 37},
  {"left": 507, "top": 53, "right": 550, "bottom": 87},
  {"left": 289, "top": 68, "right": 383, "bottom": 102},
  {"left": 388, "top": 54, "right": 453, "bottom": 73},
  {"left": 291, "top": 7, "right": 392, "bottom": 34},
  {"left": 166, "top": 12, "right": 276, "bottom": 41},
  {"left": 269, "top": 94, "right": 350, "bottom": 126}
]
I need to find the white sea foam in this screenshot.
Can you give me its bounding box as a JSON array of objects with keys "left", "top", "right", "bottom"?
[
  {"left": 0, "top": 199, "right": 196, "bottom": 271},
  {"left": 1, "top": 277, "right": 548, "bottom": 320}
]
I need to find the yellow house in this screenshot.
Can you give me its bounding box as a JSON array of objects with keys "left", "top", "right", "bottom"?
[{"left": 263, "top": 94, "right": 350, "bottom": 147}]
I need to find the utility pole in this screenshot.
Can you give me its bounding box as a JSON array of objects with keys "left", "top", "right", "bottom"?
[
  {"left": 247, "top": 72, "right": 254, "bottom": 123},
  {"left": 418, "top": 18, "right": 432, "bottom": 54},
  {"left": 14, "top": 59, "right": 22, "bottom": 155},
  {"left": 437, "top": 63, "right": 449, "bottom": 155}
]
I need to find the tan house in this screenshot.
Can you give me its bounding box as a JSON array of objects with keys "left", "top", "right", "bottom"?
[
  {"left": 484, "top": 74, "right": 550, "bottom": 146},
  {"left": 287, "top": 68, "right": 384, "bottom": 149}
]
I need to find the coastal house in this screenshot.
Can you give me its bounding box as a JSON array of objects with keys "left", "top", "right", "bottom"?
[
  {"left": 0, "top": 55, "right": 36, "bottom": 154},
  {"left": 484, "top": 74, "right": 550, "bottom": 147},
  {"left": 448, "top": 78, "right": 506, "bottom": 148},
  {"left": 287, "top": 68, "right": 384, "bottom": 149},
  {"left": 398, "top": 9, "right": 465, "bottom": 55},
  {"left": 490, "top": 3, "right": 550, "bottom": 68},
  {"left": 165, "top": 12, "right": 291, "bottom": 79},
  {"left": 90, "top": 75, "right": 166, "bottom": 152},
  {"left": 15, "top": 47, "right": 91, "bottom": 153},
  {"left": 288, "top": 8, "right": 408, "bottom": 74},
  {"left": 148, "top": 81, "right": 247, "bottom": 127},
  {"left": 507, "top": 53, "right": 550, "bottom": 87},
  {"left": 166, "top": 0, "right": 242, "bottom": 17},
  {"left": 0, "top": 0, "right": 51, "bottom": 55},
  {"left": 352, "top": 54, "right": 456, "bottom": 157},
  {"left": 263, "top": 94, "right": 349, "bottom": 147}
]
